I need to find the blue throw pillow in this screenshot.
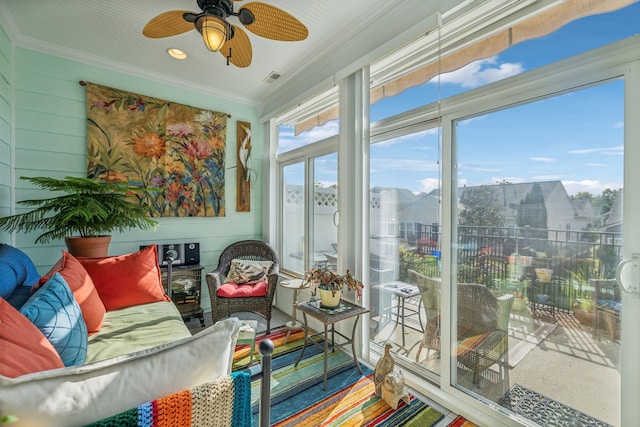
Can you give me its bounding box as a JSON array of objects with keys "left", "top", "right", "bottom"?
[
  {"left": 20, "top": 272, "right": 88, "bottom": 366},
  {"left": 0, "top": 244, "right": 41, "bottom": 298}
]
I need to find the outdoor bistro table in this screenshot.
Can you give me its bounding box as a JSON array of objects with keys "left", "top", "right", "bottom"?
[{"left": 294, "top": 299, "right": 369, "bottom": 390}]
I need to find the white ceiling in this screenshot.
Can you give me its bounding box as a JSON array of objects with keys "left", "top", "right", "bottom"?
[{"left": 0, "top": 0, "right": 464, "bottom": 112}]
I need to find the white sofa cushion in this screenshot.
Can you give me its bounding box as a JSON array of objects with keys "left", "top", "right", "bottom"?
[{"left": 0, "top": 317, "right": 240, "bottom": 427}]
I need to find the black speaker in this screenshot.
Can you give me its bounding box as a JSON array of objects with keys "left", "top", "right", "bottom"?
[
  {"left": 184, "top": 242, "right": 200, "bottom": 265},
  {"left": 142, "top": 243, "right": 200, "bottom": 266}
]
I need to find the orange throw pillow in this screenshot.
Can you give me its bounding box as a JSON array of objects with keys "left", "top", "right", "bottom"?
[
  {"left": 78, "top": 245, "right": 169, "bottom": 311},
  {"left": 41, "top": 251, "right": 106, "bottom": 334},
  {"left": 0, "top": 298, "right": 64, "bottom": 378}
]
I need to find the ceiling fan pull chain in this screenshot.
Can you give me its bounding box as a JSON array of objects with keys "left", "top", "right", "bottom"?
[{"left": 226, "top": 47, "right": 232, "bottom": 66}]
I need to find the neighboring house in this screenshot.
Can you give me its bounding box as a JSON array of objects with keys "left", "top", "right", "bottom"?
[{"left": 458, "top": 180, "right": 594, "bottom": 234}]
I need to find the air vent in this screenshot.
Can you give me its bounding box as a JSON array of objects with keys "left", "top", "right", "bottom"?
[{"left": 263, "top": 71, "right": 281, "bottom": 83}]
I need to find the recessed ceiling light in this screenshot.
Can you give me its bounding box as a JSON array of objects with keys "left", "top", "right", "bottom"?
[{"left": 167, "top": 48, "right": 187, "bottom": 60}]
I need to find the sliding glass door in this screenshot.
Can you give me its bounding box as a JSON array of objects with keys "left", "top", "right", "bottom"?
[
  {"left": 279, "top": 143, "right": 339, "bottom": 276},
  {"left": 369, "top": 123, "right": 442, "bottom": 378},
  {"left": 450, "top": 77, "right": 633, "bottom": 425}
]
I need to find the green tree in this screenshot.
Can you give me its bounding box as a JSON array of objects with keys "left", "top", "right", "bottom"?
[
  {"left": 459, "top": 185, "right": 504, "bottom": 227},
  {"left": 571, "top": 191, "right": 593, "bottom": 201},
  {"left": 592, "top": 188, "right": 619, "bottom": 216},
  {"left": 516, "top": 183, "right": 548, "bottom": 238}
]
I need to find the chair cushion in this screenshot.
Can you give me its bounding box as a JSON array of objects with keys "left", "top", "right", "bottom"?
[
  {"left": 226, "top": 259, "right": 272, "bottom": 285},
  {"left": 0, "top": 298, "right": 65, "bottom": 378},
  {"left": 217, "top": 281, "right": 268, "bottom": 298},
  {"left": 78, "top": 245, "right": 170, "bottom": 311},
  {"left": 40, "top": 251, "right": 106, "bottom": 334},
  {"left": 0, "top": 244, "right": 41, "bottom": 298},
  {"left": 20, "top": 273, "right": 88, "bottom": 367}
]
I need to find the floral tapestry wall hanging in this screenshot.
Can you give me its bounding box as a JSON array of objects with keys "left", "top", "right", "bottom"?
[{"left": 84, "top": 81, "right": 227, "bottom": 217}]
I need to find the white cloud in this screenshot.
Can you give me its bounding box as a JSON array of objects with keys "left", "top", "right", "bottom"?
[
  {"left": 531, "top": 157, "right": 556, "bottom": 163},
  {"left": 438, "top": 57, "right": 524, "bottom": 88},
  {"left": 419, "top": 178, "right": 441, "bottom": 194},
  {"left": 614, "top": 121, "right": 624, "bottom": 129},
  {"left": 562, "top": 179, "right": 623, "bottom": 195},
  {"left": 567, "top": 145, "right": 623, "bottom": 155},
  {"left": 586, "top": 163, "right": 607, "bottom": 167}
]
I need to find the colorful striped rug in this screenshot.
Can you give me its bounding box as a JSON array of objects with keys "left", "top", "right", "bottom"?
[
  {"left": 247, "top": 346, "right": 444, "bottom": 426},
  {"left": 448, "top": 415, "right": 478, "bottom": 427},
  {"left": 233, "top": 327, "right": 308, "bottom": 370}
]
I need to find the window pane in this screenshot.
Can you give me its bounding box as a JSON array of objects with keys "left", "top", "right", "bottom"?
[
  {"left": 313, "top": 153, "right": 338, "bottom": 270},
  {"left": 370, "top": 2, "right": 639, "bottom": 122},
  {"left": 370, "top": 128, "right": 442, "bottom": 376},
  {"left": 277, "top": 120, "right": 339, "bottom": 154},
  {"left": 453, "top": 81, "right": 622, "bottom": 426},
  {"left": 282, "top": 162, "right": 305, "bottom": 274}
]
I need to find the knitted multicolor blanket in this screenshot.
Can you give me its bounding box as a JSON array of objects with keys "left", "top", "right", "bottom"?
[{"left": 85, "top": 372, "right": 251, "bottom": 427}]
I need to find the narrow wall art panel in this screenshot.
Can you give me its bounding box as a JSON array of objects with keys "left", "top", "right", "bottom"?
[
  {"left": 236, "top": 121, "right": 251, "bottom": 212},
  {"left": 84, "top": 82, "right": 228, "bottom": 217}
]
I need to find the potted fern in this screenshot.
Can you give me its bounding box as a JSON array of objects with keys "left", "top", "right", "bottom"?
[{"left": 0, "top": 176, "right": 159, "bottom": 257}]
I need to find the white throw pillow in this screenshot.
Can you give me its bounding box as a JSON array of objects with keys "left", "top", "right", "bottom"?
[
  {"left": 226, "top": 259, "right": 273, "bottom": 284},
  {"left": 0, "top": 318, "right": 240, "bottom": 427}
]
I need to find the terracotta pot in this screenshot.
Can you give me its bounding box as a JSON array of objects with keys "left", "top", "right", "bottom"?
[
  {"left": 65, "top": 236, "right": 111, "bottom": 258},
  {"left": 319, "top": 288, "right": 341, "bottom": 308}
]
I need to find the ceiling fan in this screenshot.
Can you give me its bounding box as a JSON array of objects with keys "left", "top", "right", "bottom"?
[{"left": 143, "top": 0, "right": 308, "bottom": 68}]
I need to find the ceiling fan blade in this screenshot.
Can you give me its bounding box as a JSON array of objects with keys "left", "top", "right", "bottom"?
[
  {"left": 241, "top": 2, "right": 308, "bottom": 41},
  {"left": 219, "top": 25, "right": 252, "bottom": 68},
  {"left": 143, "top": 10, "right": 195, "bottom": 38}
]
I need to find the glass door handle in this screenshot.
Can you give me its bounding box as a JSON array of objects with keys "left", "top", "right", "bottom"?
[{"left": 615, "top": 253, "right": 640, "bottom": 297}]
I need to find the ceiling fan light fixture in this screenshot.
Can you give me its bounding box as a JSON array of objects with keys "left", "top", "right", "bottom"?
[
  {"left": 167, "top": 48, "right": 187, "bottom": 60},
  {"left": 197, "top": 16, "right": 227, "bottom": 52}
]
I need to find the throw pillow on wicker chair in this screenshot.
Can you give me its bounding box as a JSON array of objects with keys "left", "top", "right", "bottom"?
[{"left": 226, "top": 259, "right": 272, "bottom": 285}]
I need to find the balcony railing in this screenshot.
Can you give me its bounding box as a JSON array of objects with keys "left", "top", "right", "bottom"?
[{"left": 402, "top": 224, "right": 622, "bottom": 312}]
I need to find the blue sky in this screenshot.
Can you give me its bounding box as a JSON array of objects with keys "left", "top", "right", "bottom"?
[{"left": 280, "top": 2, "right": 638, "bottom": 196}]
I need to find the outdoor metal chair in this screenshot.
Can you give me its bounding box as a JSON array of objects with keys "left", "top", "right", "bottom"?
[{"left": 206, "top": 240, "right": 280, "bottom": 334}]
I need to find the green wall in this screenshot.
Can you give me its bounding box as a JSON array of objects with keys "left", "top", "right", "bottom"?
[
  {"left": 4, "top": 44, "right": 264, "bottom": 310},
  {"left": 0, "top": 25, "right": 11, "bottom": 240}
]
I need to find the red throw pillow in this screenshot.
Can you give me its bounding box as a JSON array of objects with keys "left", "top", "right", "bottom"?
[
  {"left": 217, "top": 281, "right": 268, "bottom": 298},
  {"left": 78, "top": 245, "right": 170, "bottom": 311},
  {"left": 40, "top": 251, "right": 106, "bottom": 334},
  {"left": 0, "top": 298, "right": 65, "bottom": 378}
]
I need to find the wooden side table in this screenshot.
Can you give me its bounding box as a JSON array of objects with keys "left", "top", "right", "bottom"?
[
  {"left": 295, "top": 299, "right": 369, "bottom": 390},
  {"left": 279, "top": 279, "right": 309, "bottom": 343}
]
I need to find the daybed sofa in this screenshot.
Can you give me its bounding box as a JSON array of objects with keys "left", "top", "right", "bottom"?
[{"left": 0, "top": 244, "right": 248, "bottom": 427}]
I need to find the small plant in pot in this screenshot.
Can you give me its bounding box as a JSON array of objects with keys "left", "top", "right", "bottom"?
[
  {"left": 0, "top": 176, "right": 159, "bottom": 257},
  {"left": 302, "top": 266, "right": 364, "bottom": 308}
]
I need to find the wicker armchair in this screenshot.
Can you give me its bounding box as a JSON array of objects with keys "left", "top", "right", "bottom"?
[
  {"left": 206, "top": 240, "right": 280, "bottom": 334},
  {"left": 408, "top": 269, "right": 513, "bottom": 386}
]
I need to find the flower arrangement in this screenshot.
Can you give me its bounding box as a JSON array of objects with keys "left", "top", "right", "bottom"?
[{"left": 302, "top": 266, "right": 364, "bottom": 297}]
